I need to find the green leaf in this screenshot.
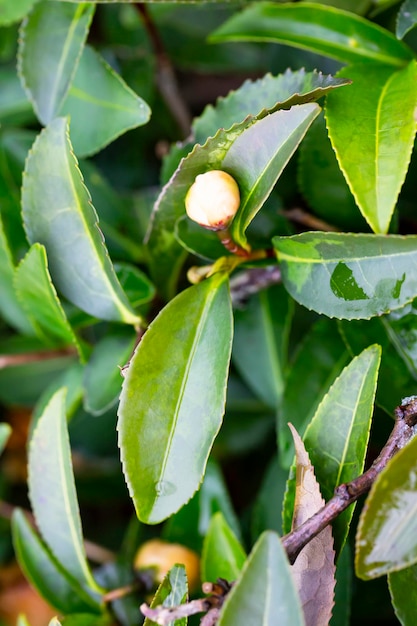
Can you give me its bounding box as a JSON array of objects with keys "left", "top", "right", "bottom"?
[
  {"left": 14, "top": 243, "right": 85, "bottom": 359},
  {"left": 278, "top": 317, "right": 349, "bottom": 469},
  {"left": 0, "top": 0, "right": 36, "bottom": 25},
  {"left": 12, "top": 509, "right": 101, "bottom": 614},
  {"left": 304, "top": 345, "right": 380, "bottom": 553},
  {"left": 397, "top": 0, "right": 417, "bottom": 38},
  {"left": 118, "top": 273, "right": 233, "bottom": 524},
  {"left": 325, "top": 62, "right": 417, "bottom": 234},
  {"left": 274, "top": 232, "right": 417, "bottom": 320},
  {"left": 298, "top": 113, "right": 368, "bottom": 231},
  {"left": 201, "top": 512, "right": 246, "bottom": 583},
  {"left": 0, "top": 213, "right": 33, "bottom": 334},
  {"left": 18, "top": 2, "right": 95, "bottom": 124},
  {"left": 233, "top": 284, "right": 293, "bottom": 408},
  {"left": 143, "top": 565, "right": 188, "bottom": 626},
  {"left": 217, "top": 531, "right": 305, "bottom": 626},
  {"left": 28, "top": 387, "right": 100, "bottom": 593},
  {"left": 21, "top": 117, "right": 140, "bottom": 324},
  {"left": 194, "top": 68, "right": 349, "bottom": 144},
  {"left": 0, "top": 423, "right": 11, "bottom": 455},
  {"left": 251, "top": 457, "right": 287, "bottom": 539},
  {"left": 0, "top": 69, "right": 34, "bottom": 126},
  {"left": 356, "top": 434, "right": 417, "bottom": 579},
  {"left": 83, "top": 330, "right": 136, "bottom": 415},
  {"left": 226, "top": 103, "right": 320, "bottom": 249},
  {"left": 389, "top": 562, "right": 417, "bottom": 625},
  {"left": 330, "top": 545, "right": 352, "bottom": 626},
  {"left": 59, "top": 45, "right": 151, "bottom": 157},
  {"left": 210, "top": 2, "right": 413, "bottom": 66}
]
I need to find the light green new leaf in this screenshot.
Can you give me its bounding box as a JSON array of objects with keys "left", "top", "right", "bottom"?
[
  {"left": 12, "top": 509, "right": 101, "bottom": 614},
  {"left": 14, "top": 244, "right": 85, "bottom": 360},
  {"left": 233, "top": 284, "right": 293, "bottom": 408},
  {"left": 0, "top": 213, "right": 33, "bottom": 334},
  {"left": 389, "top": 563, "right": 417, "bottom": 626},
  {"left": 0, "top": 423, "right": 11, "bottom": 455},
  {"left": 28, "top": 388, "right": 99, "bottom": 593},
  {"left": 218, "top": 531, "right": 305, "bottom": 626},
  {"left": 18, "top": 2, "right": 95, "bottom": 125},
  {"left": 118, "top": 273, "right": 233, "bottom": 524},
  {"left": 22, "top": 117, "right": 140, "bottom": 324},
  {"left": 194, "top": 69, "right": 349, "bottom": 145},
  {"left": 0, "top": 0, "right": 36, "bottom": 26},
  {"left": 201, "top": 512, "right": 246, "bottom": 583},
  {"left": 210, "top": 2, "right": 413, "bottom": 66},
  {"left": 397, "top": 0, "right": 417, "bottom": 39},
  {"left": 144, "top": 565, "right": 188, "bottom": 626},
  {"left": 59, "top": 45, "right": 151, "bottom": 157},
  {"left": 226, "top": 103, "right": 320, "bottom": 249},
  {"left": 325, "top": 62, "right": 417, "bottom": 234},
  {"left": 356, "top": 433, "right": 417, "bottom": 579},
  {"left": 303, "top": 345, "right": 380, "bottom": 554},
  {"left": 274, "top": 232, "right": 417, "bottom": 320}
]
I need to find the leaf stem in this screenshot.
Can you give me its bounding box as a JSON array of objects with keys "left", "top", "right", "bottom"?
[{"left": 281, "top": 396, "right": 417, "bottom": 564}]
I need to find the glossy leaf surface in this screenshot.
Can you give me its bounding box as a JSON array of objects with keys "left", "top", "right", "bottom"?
[
  {"left": 14, "top": 244, "right": 84, "bottom": 359},
  {"left": 303, "top": 345, "right": 380, "bottom": 553},
  {"left": 274, "top": 232, "right": 417, "bottom": 320},
  {"left": 194, "top": 69, "right": 348, "bottom": 144},
  {"left": 201, "top": 512, "right": 246, "bottom": 583},
  {"left": 28, "top": 388, "right": 99, "bottom": 593},
  {"left": 60, "top": 45, "right": 151, "bottom": 157},
  {"left": 12, "top": 509, "right": 101, "bottom": 614},
  {"left": 0, "top": 0, "right": 36, "bottom": 25},
  {"left": 278, "top": 317, "right": 349, "bottom": 469},
  {"left": 226, "top": 103, "right": 320, "bottom": 249},
  {"left": 356, "top": 434, "right": 417, "bottom": 579},
  {"left": 18, "top": 2, "right": 94, "bottom": 124},
  {"left": 118, "top": 274, "right": 233, "bottom": 524},
  {"left": 143, "top": 565, "right": 188, "bottom": 626},
  {"left": 211, "top": 2, "right": 413, "bottom": 66},
  {"left": 389, "top": 562, "right": 417, "bottom": 625},
  {"left": 218, "top": 531, "right": 305, "bottom": 626},
  {"left": 397, "top": 0, "right": 417, "bottom": 38},
  {"left": 325, "top": 62, "right": 417, "bottom": 234},
  {"left": 289, "top": 426, "right": 336, "bottom": 626},
  {"left": 233, "top": 284, "right": 292, "bottom": 407},
  {"left": 22, "top": 117, "right": 140, "bottom": 324}
]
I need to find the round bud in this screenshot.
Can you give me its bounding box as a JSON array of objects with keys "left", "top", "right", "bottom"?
[
  {"left": 185, "top": 170, "right": 240, "bottom": 231},
  {"left": 134, "top": 539, "right": 200, "bottom": 592}
]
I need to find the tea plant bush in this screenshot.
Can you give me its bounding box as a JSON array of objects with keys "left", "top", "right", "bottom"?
[{"left": 1, "top": 0, "right": 417, "bottom": 624}]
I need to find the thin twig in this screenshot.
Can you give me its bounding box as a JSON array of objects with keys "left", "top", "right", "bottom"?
[
  {"left": 0, "top": 347, "right": 77, "bottom": 369},
  {"left": 282, "top": 207, "right": 340, "bottom": 232},
  {"left": 281, "top": 395, "right": 417, "bottom": 564},
  {"left": 135, "top": 4, "right": 192, "bottom": 137},
  {"left": 230, "top": 265, "right": 281, "bottom": 306}
]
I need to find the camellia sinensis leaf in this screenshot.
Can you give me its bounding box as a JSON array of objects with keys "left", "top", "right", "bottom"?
[
  {"left": 303, "top": 346, "right": 380, "bottom": 554},
  {"left": 0, "top": 423, "right": 11, "bottom": 455},
  {"left": 388, "top": 562, "right": 417, "bottom": 626},
  {"left": 28, "top": 387, "right": 100, "bottom": 595},
  {"left": 59, "top": 45, "right": 151, "bottom": 157},
  {"left": 325, "top": 61, "right": 417, "bottom": 234},
  {"left": 143, "top": 565, "right": 188, "bottom": 626},
  {"left": 118, "top": 273, "right": 233, "bottom": 524},
  {"left": 289, "top": 425, "right": 336, "bottom": 626},
  {"left": 18, "top": 2, "right": 95, "bottom": 124},
  {"left": 193, "top": 68, "right": 349, "bottom": 144},
  {"left": 210, "top": 2, "right": 413, "bottom": 66},
  {"left": 356, "top": 433, "right": 417, "bottom": 579},
  {"left": 397, "top": 0, "right": 417, "bottom": 39},
  {"left": 201, "top": 512, "right": 246, "bottom": 583},
  {"left": 217, "top": 531, "right": 305, "bottom": 626},
  {"left": 274, "top": 232, "right": 417, "bottom": 320},
  {"left": 14, "top": 243, "right": 85, "bottom": 360},
  {"left": 12, "top": 509, "right": 101, "bottom": 614},
  {"left": 22, "top": 117, "right": 140, "bottom": 324},
  {"left": 0, "top": 0, "right": 36, "bottom": 26}
]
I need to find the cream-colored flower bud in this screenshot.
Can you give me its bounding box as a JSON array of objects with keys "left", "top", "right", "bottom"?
[{"left": 185, "top": 170, "right": 240, "bottom": 231}]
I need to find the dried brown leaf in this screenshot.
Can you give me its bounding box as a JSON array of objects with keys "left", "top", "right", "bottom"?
[{"left": 289, "top": 423, "right": 336, "bottom": 626}]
